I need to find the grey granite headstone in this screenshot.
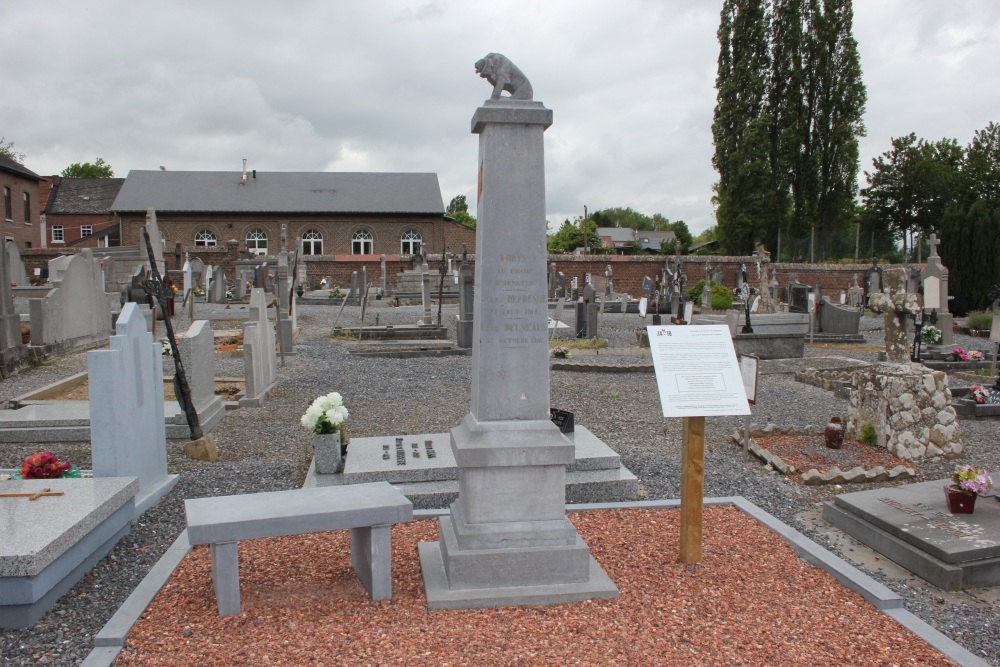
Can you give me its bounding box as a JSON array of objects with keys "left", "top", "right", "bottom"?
[
  {"left": 421, "top": 270, "right": 433, "bottom": 323},
  {"left": 818, "top": 296, "right": 862, "bottom": 335},
  {"left": 641, "top": 276, "right": 654, "bottom": 298},
  {"left": 47, "top": 255, "right": 73, "bottom": 286},
  {"left": 88, "top": 303, "right": 178, "bottom": 517},
  {"left": 921, "top": 232, "right": 953, "bottom": 346},
  {"left": 190, "top": 258, "right": 205, "bottom": 290},
  {"left": 0, "top": 240, "right": 25, "bottom": 376},
  {"left": 420, "top": 75, "right": 616, "bottom": 609},
  {"left": 380, "top": 254, "right": 387, "bottom": 293},
  {"left": 145, "top": 209, "right": 166, "bottom": 276},
  {"left": 456, "top": 258, "right": 474, "bottom": 348},
  {"left": 240, "top": 288, "right": 278, "bottom": 407},
  {"left": 208, "top": 266, "right": 227, "bottom": 303},
  {"left": 5, "top": 241, "right": 27, "bottom": 287},
  {"left": 29, "top": 253, "right": 113, "bottom": 352},
  {"left": 176, "top": 320, "right": 224, "bottom": 433}
]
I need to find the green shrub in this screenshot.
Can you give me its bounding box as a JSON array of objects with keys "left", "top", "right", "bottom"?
[
  {"left": 859, "top": 421, "right": 877, "bottom": 447},
  {"left": 710, "top": 283, "right": 734, "bottom": 310},
  {"left": 966, "top": 310, "right": 994, "bottom": 332},
  {"left": 688, "top": 279, "right": 706, "bottom": 304}
]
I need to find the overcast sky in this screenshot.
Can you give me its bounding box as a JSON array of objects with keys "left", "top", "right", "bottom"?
[{"left": 2, "top": 0, "right": 998, "bottom": 235}]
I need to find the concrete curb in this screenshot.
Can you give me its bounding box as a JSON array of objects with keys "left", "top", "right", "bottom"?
[{"left": 83, "top": 499, "right": 989, "bottom": 667}]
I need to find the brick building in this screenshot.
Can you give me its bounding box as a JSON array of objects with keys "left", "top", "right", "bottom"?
[
  {"left": 0, "top": 154, "right": 42, "bottom": 249},
  {"left": 111, "top": 169, "right": 475, "bottom": 272},
  {"left": 40, "top": 177, "right": 125, "bottom": 248}
]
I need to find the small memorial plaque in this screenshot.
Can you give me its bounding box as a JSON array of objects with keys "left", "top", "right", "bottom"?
[{"left": 549, "top": 408, "right": 575, "bottom": 434}]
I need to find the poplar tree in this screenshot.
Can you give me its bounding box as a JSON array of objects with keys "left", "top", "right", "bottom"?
[{"left": 712, "top": 0, "right": 772, "bottom": 255}]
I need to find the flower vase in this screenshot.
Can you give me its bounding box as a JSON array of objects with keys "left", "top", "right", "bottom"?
[
  {"left": 824, "top": 417, "right": 845, "bottom": 449},
  {"left": 944, "top": 486, "right": 977, "bottom": 514},
  {"left": 313, "top": 431, "right": 343, "bottom": 474}
]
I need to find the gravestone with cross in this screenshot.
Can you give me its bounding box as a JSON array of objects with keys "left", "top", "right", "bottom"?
[{"left": 920, "top": 232, "right": 953, "bottom": 346}]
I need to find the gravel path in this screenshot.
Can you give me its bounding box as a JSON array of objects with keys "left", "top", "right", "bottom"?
[{"left": 1, "top": 303, "right": 998, "bottom": 666}]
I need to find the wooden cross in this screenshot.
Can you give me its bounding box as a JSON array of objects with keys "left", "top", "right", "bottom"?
[{"left": 0, "top": 488, "right": 65, "bottom": 501}]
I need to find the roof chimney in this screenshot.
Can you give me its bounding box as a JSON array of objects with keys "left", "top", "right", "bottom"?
[{"left": 241, "top": 159, "right": 248, "bottom": 184}]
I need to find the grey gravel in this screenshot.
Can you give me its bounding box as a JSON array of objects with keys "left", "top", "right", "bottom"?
[{"left": 1, "top": 302, "right": 998, "bottom": 666}]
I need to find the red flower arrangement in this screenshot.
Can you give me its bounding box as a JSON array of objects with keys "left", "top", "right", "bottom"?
[{"left": 19, "top": 452, "right": 73, "bottom": 479}]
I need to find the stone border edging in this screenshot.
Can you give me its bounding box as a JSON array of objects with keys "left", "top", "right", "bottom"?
[
  {"left": 731, "top": 426, "right": 917, "bottom": 485},
  {"left": 81, "top": 499, "right": 989, "bottom": 667}
]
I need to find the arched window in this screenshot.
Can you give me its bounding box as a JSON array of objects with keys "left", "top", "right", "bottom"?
[
  {"left": 246, "top": 228, "right": 268, "bottom": 256},
  {"left": 194, "top": 229, "right": 217, "bottom": 247},
  {"left": 400, "top": 229, "right": 422, "bottom": 255},
  {"left": 352, "top": 228, "right": 373, "bottom": 255},
  {"left": 301, "top": 229, "right": 323, "bottom": 256}
]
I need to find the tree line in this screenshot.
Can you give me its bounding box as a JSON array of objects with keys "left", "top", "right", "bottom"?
[{"left": 712, "top": 0, "right": 866, "bottom": 258}]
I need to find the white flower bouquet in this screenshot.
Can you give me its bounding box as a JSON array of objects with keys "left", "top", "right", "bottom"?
[{"left": 301, "top": 392, "right": 349, "bottom": 435}]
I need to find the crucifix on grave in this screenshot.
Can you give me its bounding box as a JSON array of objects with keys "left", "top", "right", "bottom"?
[
  {"left": 0, "top": 488, "right": 65, "bottom": 501},
  {"left": 140, "top": 228, "right": 218, "bottom": 461},
  {"left": 868, "top": 267, "right": 922, "bottom": 364}
]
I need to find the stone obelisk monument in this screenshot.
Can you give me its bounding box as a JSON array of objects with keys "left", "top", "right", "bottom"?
[{"left": 419, "top": 53, "right": 618, "bottom": 609}]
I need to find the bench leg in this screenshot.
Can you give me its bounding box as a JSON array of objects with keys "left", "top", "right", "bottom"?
[
  {"left": 210, "top": 541, "right": 241, "bottom": 617},
  {"left": 350, "top": 524, "right": 392, "bottom": 600}
]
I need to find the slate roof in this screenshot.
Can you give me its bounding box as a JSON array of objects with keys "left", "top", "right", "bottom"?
[
  {"left": 0, "top": 154, "right": 41, "bottom": 181},
  {"left": 46, "top": 178, "right": 126, "bottom": 214},
  {"left": 596, "top": 227, "right": 636, "bottom": 244},
  {"left": 111, "top": 170, "right": 445, "bottom": 215}
]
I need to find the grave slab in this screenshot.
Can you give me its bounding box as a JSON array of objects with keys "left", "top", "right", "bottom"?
[
  {"left": 0, "top": 477, "right": 138, "bottom": 628},
  {"left": 823, "top": 479, "right": 1000, "bottom": 590}
]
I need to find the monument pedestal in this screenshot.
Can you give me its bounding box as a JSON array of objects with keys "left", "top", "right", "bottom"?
[{"left": 419, "top": 92, "right": 617, "bottom": 609}]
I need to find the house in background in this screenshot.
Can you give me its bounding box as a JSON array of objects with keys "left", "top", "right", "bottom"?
[
  {"left": 0, "top": 154, "right": 42, "bottom": 249},
  {"left": 40, "top": 177, "right": 125, "bottom": 248},
  {"left": 596, "top": 226, "right": 675, "bottom": 255},
  {"left": 111, "top": 166, "right": 475, "bottom": 262}
]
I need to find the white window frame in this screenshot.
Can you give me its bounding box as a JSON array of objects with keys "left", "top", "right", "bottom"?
[
  {"left": 301, "top": 229, "right": 323, "bottom": 255},
  {"left": 195, "top": 229, "right": 217, "bottom": 247},
  {"left": 81, "top": 224, "right": 93, "bottom": 238},
  {"left": 246, "top": 228, "right": 268, "bottom": 256},
  {"left": 352, "top": 228, "right": 373, "bottom": 255},
  {"left": 3, "top": 187, "right": 10, "bottom": 221},
  {"left": 22, "top": 192, "right": 30, "bottom": 223},
  {"left": 51, "top": 225, "right": 64, "bottom": 243},
  {"left": 400, "top": 229, "right": 422, "bottom": 255}
]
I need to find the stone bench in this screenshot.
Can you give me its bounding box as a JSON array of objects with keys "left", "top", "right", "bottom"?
[{"left": 184, "top": 483, "right": 413, "bottom": 617}]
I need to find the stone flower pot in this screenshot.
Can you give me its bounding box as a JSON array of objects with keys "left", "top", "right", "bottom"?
[
  {"left": 313, "top": 431, "right": 343, "bottom": 474},
  {"left": 943, "top": 486, "right": 977, "bottom": 514},
  {"left": 824, "top": 417, "right": 845, "bottom": 449}
]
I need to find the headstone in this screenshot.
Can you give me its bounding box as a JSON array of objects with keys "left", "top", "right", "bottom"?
[
  {"left": 556, "top": 272, "right": 567, "bottom": 299},
  {"left": 175, "top": 320, "right": 225, "bottom": 433},
  {"left": 420, "top": 64, "right": 616, "bottom": 609},
  {"left": 182, "top": 258, "right": 192, "bottom": 300},
  {"left": 548, "top": 262, "right": 558, "bottom": 298},
  {"left": 788, "top": 281, "right": 812, "bottom": 314},
  {"left": 711, "top": 267, "right": 724, "bottom": 286},
  {"left": 173, "top": 242, "right": 182, "bottom": 271},
  {"left": 0, "top": 240, "right": 25, "bottom": 376},
  {"left": 380, "top": 254, "right": 387, "bottom": 293},
  {"left": 4, "top": 241, "right": 27, "bottom": 287},
  {"left": 29, "top": 253, "right": 113, "bottom": 352},
  {"left": 421, "top": 270, "right": 433, "bottom": 324},
  {"left": 145, "top": 209, "right": 166, "bottom": 275},
  {"left": 846, "top": 275, "right": 864, "bottom": 308},
  {"left": 240, "top": 288, "right": 278, "bottom": 407},
  {"left": 869, "top": 267, "right": 921, "bottom": 363},
  {"left": 208, "top": 266, "right": 226, "bottom": 303},
  {"left": 346, "top": 271, "right": 360, "bottom": 306},
  {"left": 604, "top": 264, "right": 614, "bottom": 299},
  {"left": 864, "top": 259, "right": 882, "bottom": 308},
  {"left": 456, "top": 257, "right": 474, "bottom": 348},
  {"left": 276, "top": 251, "right": 290, "bottom": 307},
  {"left": 190, "top": 258, "right": 205, "bottom": 290},
  {"left": 88, "top": 302, "right": 178, "bottom": 517},
  {"left": 701, "top": 279, "right": 711, "bottom": 310},
  {"left": 920, "top": 232, "right": 953, "bottom": 346},
  {"left": 47, "top": 255, "right": 74, "bottom": 286},
  {"left": 641, "top": 276, "right": 655, "bottom": 298},
  {"left": 818, "top": 296, "right": 862, "bottom": 335}
]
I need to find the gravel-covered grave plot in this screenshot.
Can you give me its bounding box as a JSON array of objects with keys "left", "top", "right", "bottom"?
[
  {"left": 1, "top": 303, "right": 998, "bottom": 666},
  {"left": 116, "top": 508, "right": 955, "bottom": 667}
]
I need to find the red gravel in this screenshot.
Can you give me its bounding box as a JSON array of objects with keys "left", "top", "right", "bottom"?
[
  {"left": 755, "top": 435, "right": 919, "bottom": 477},
  {"left": 116, "top": 508, "right": 954, "bottom": 667}
]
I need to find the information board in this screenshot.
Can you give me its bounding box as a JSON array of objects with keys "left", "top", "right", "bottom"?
[{"left": 646, "top": 325, "right": 751, "bottom": 418}]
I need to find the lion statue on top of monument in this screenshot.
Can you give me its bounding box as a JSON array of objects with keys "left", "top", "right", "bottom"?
[{"left": 475, "top": 53, "right": 533, "bottom": 101}]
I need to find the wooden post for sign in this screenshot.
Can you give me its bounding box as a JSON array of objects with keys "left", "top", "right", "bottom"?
[{"left": 679, "top": 415, "right": 705, "bottom": 563}]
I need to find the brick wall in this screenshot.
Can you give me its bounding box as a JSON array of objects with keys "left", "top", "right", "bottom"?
[{"left": 0, "top": 171, "right": 41, "bottom": 249}]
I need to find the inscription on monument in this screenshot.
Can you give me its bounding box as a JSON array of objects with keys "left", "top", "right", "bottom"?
[
  {"left": 878, "top": 497, "right": 971, "bottom": 537},
  {"left": 480, "top": 253, "right": 548, "bottom": 348}
]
